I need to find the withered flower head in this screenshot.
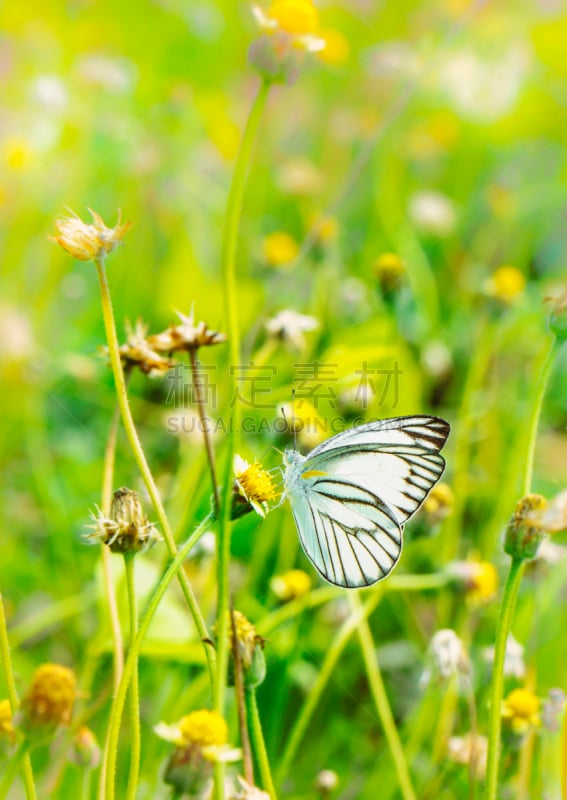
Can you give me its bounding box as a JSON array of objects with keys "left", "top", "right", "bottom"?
[
  {"left": 86, "top": 487, "right": 161, "bottom": 554},
  {"left": 270, "top": 569, "right": 312, "bottom": 601},
  {"left": 147, "top": 309, "right": 227, "bottom": 353},
  {"left": 19, "top": 663, "right": 76, "bottom": 741},
  {"left": 112, "top": 319, "right": 177, "bottom": 376},
  {"left": 504, "top": 494, "right": 547, "bottom": 560},
  {"left": 447, "top": 733, "right": 487, "bottom": 780},
  {"left": 50, "top": 208, "right": 131, "bottom": 262}
]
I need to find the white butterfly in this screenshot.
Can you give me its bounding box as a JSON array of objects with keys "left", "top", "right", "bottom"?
[{"left": 283, "top": 415, "right": 450, "bottom": 588}]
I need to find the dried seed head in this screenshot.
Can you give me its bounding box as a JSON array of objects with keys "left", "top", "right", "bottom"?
[
  {"left": 112, "top": 319, "right": 176, "bottom": 376},
  {"left": 86, "top": 488, "right": 161, "bottom": 554},
  {"left": 50, "top": 208, "right": 131, "bottom": 262},
  {"left": 148, "top": 309, "right": 227, "bottom": 353}
]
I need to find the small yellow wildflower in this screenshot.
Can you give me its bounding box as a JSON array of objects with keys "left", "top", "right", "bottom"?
[
  {"left": 311, "top": 214, "right": 339, "bottom": 244},
  {"left": 271, "top": 569, "right": 312, "bottom": 601},
  {"left": 282, "top": 399, "right": 327, "bottom": 448},
  {"left": 502, "top": 688, "right": 540, "bottom": 734},
  {"left": 20, "top": 663, "right": 76, "bottom": 739},
  {"left": 257, "top": 0, "right": 319, "bottom": 36},
  {"left": 4, "top": 137, "right": 32, "bottom": 169},
  {"left": 0, "top": 700, "right": 15, "bottom": 749},
  {"left": 233, "top": 455, "right": 279, "bottom": 518},
  {"left": 317, "top": 29, "right": 350, "bottom": 66},
  {"left": 423, "top": 482, "right": 454, "bottom": 522},
  {"left": 262, "top": 231, "right": 299, "bottom": 267},
  {"left": 484, "top": 265, "right": 526, "bottom": 304},
  {"left": 156, "top": 709, "right": 241, "bottom": 796},
  {"left": 448, "top": 559, "right": 498, "bottom": 604},
  {"left": 373, "top": 252, "right": 405, "bottom": 291},
  {"left": 51, "top": 209, "right": 132, "bottom": 262}
]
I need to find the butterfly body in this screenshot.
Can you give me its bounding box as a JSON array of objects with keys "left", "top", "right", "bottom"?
[{"left": 283, "top": 415, "right": 450, "bottom": 588}]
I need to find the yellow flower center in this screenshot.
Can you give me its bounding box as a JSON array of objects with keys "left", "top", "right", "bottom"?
[
  {"left": 486, "top": 265, "right": 526, "bottom": 303},
  {"left": 268, "top": 0, "right": 319, "bottom": 34},
  {"left": 236, "top": 462, "right": 278, "bottom": 505},
  {"left": 178, "top": 710, "right": 228, "bottom": 747},
  {"left": 262, "top": 231, "right": 299, "bottom": 266}
]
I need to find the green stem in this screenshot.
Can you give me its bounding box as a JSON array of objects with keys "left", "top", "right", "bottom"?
[
  {"left": 521, "top": 336, "right": 559, "bottom": 496},
  {"left": 485, "top": 557, "right": 524, "bottom": 799},
  {"left": 102, "top": 395, "right": 126, "bottom": 694},
  {"left": 0, "top": 594, "right": 37, "bottom": 799},
  {"left": 0, "top": 741, "right": 29, "bottom": 800},
  {"left": 214, "top": 79, "right": 270, "bottom": 800},
  {"left": 124, "top": 554, "right": 141, "bottom": 800},
  {"left": 188, "top": 348, "right": 220, "bottom": 515},
  {"left": 277, "top": 588, "right": 383, "bottom": 784},
  {"left": 103, "top": 513, "right": 212, "bottom": 800},
  {"left": 485, "top": 336, "right": 560, "bottom": 799},
  {"left": 245, "top": 688, "right": 277, "bottom": 800},
  {"left": 349, "top": 593, "right": 417, "bottom": 800},
  {"left": 94, "top": 257, "right": 214, "bottom": 684}
]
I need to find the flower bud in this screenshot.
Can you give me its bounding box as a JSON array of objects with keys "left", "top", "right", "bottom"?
[
  {"left": 215, "top": 611, "right": 266, "bottom": 689},
  {"left": 69, "top": 726, "right": 101, "bottom": 769},
  {"left": 86, "top": 488, "right": 161, "bottom": 554},
  {"left": 504, "top": 494, "right": 547, "bottom": 560}
]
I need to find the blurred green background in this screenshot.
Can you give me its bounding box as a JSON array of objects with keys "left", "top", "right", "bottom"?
[{"left": 2, "top": 0, "right": 567, "bottom": 797}]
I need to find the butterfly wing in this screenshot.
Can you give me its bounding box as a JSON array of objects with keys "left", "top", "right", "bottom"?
[
  {"left": 303, "top": 415, "right": 449, "bottom": 526},
  {"left": 285, "top": 415, "right": 449, "bottom": 587},
  {"left": 288, "top": 477, "right": 403, "bottom": 588}
]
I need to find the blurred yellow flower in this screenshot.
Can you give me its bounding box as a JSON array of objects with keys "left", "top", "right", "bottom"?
[
  {"left": 374, "top": 252, "right": 405, "bottom": 290},
  {"left": 179, "top": 710, "right": 227, "bottom": 748},
  {"left": 311, "top": 214, "right": 339, "bottom": 244},
  {"left": 0, "top": 699, "right": 15, "bottom": 743},
  {"left": 282, "top": 399, "right": 327, "bottom": 448},
  {"left": 318, "top": 29, "right": 350, "bottom": 66},
  {"left": 262, "top": 231, "right": 299, "bottom": 266},
  {"left": 3, "top": 137, "right": 32, "bottom": 169},
  {"left": 423, "top": 482, "right": 454, "bottom": 521},
  {"left": 484, "top": 265, "right": 526, "bottom": 304},
  {"left": 260, "top": 0, "right": 319, "bottom": 35},
  {"left": 448, "top": 559, "right": 498, "bottom": 604},
  {"left": 271, "top": 569, "right": 312, "bottom": 601},
  {"left": 20, "top": 663, "right": 76, "bottom": 737},
  {"left": 51, "top": 209, "right": 132, "bottom": 262},
  {"left": 502, "top": 688, "right": 540, "bottom": 734}
]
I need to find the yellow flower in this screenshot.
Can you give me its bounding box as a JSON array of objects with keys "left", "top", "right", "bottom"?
[
  {"left": 271, "top": 569, "right": 312, "bottom": 601},
  {"left": 233, "top": 455, "right": 279, "bottom": 518},
  {"left": 4, "top": 137, "right": 32, "bottom": 169},
  {"left": 282, "top": 399, "right": 327, "bottom": 448},
  {"left": 483, "top": 265, "right": 526, "bottom": 304},
  {"left": 0, "top": 699, "right": 15, "bottom": 748},
  {"left": 373, "top": 252, "right": 405, "bottom": 290},
  {"left": 50, "top": 208, "right": 132, "bottom": 262},
  {"left": 262, "top": 231, "right": 299, "bottom": 267},
  {"left": 423, "top": 482, "right": 454, "bottom": 522},
  {"left": 317, "top": 29, "right": 350, "bottom": 66},
  {"left": 20, "top": 663, "right": 76, "bottom": 738},
  {"left": 448, "top": 559, "right": 498, "bottom": 604},
  {"left": 179, "top": 710, "right": 227, "bottom": 748},
  {"left": 311, "top": 214, "right": 339, "bottom": 244},
  {"left": 502, "top": 688, "right": 540, "bottom": 734},
  {"left": 256, "top": 0, "right": 319, "bottom": 35}
]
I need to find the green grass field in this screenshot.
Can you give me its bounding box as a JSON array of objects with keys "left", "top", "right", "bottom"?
[{"left": 2, "top": 1, "right": 567, "bottom": 798}]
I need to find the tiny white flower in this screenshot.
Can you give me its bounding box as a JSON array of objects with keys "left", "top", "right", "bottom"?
[
  {"left": 420, "top": 629, "right": 470, "bottom": 689},
  {"left": 265, "top": 309, "right": 319, "bottom": 351},
  {"left": 483, "top": 634, "right": 526, "bottom": 680},
  {"left": 409, "top": 191, "right": 457, "bottom": 237}
]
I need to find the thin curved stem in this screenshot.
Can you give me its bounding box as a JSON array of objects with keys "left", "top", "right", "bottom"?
[
  {"left": 103, "top": 513, "right": 213, "bottom": 800},
  {"left": 522, "top": 336, "right": 560, "bottom": 496},
  {"left": 0, "top": 594, "right": 36, "bottom": 799},
  {"left": 94, "top": 256, "right": 214, "bottom": 684},
  {"left": 188, "top": 348, "right": 220, "bottom": 514},
  {"left": 214, "top": 79, "right": 270, "bottom": 800},
  {"left": 277, "top": 588, "right": 383, "bottom": 784},
  {"left": 245, "top": 688, "right": 277, "bottom": 800},
  {"left": 485, "top": 558, "right": 524, "bottom": 799},
  {"left": 124, "top": 554, "right": 141, "bottom": 800},
  {"left": 349, "top": 593, "right": 417, "bottom": 800}
]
